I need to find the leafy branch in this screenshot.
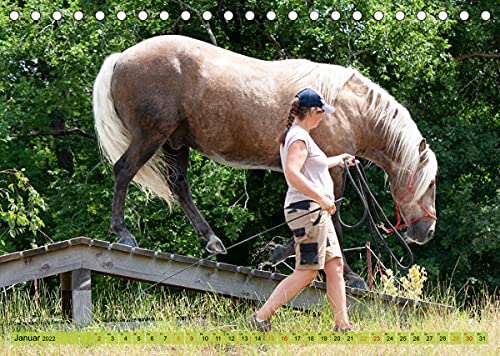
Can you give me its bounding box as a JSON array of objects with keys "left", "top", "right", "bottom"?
[
  {"left": 454, "top": 53, "right": 500, "bottom": 61},
  {"left": 15, "top": 128, "right": 91, "bottom": 138},
  {"left": 0, "top": 170, "right": 47, "bottom": 242}
]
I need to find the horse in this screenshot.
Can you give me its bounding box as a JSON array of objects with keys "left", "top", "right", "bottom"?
[{"left": 93, "top": 35, "right": 438, "bottom": 290}]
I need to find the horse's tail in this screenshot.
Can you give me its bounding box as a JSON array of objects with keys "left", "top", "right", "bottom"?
[{"left": 93, "top": 53, "right": 174, "bottom": 207}]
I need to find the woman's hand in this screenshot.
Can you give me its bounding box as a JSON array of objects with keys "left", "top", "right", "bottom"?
[
  {"left": 338, "top": 153, "right": 356, "bottom": 168},
  {"left": 328, "top": 153, "right": 356, "bottom": 168},
  {"left": 319, "top": 195, "right": 337, "bottom": 215}
]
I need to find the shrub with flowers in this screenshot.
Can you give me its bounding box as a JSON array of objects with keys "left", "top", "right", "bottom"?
[{"left": 380, "top": 264, "right": 428, "bottom": 300}]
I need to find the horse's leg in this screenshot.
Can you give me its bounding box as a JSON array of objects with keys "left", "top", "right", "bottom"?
[
  {"left": 332, "top": 211, "right": 368, "bottom": 290},
  {"left": 331, "top": 171, "right": 369, "bottom": 290},
  {"left": 163, "top": 144, "right": 226, "bottom": 254},
  {"left": 111, "top": 140, "right": 163, "bottom": 247},
  {"left": 270, "top": 237, "right": 295, "bottom": 264}
]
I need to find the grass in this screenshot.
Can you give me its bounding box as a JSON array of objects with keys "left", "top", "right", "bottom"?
[{"left": 0, "top": 276, "right": 498, "bottom": 355}]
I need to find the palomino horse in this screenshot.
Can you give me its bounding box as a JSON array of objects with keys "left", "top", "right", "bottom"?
[{"left": 93, "top": 35, "right": 437, "bottom": 289}]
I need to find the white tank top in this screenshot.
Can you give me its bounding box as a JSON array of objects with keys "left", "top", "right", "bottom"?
[{"left": 280, "top": 125, "right": 335, "bottom": 207}]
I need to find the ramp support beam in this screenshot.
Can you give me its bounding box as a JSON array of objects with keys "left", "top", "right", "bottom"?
[{"left": 61, "top": 268, "right": 92, "bottom": 325}]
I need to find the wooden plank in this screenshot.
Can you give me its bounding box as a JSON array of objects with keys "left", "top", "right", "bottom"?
[
  {"left": 79, "top": 247, "right": 331, "bottom": 309},
  {"left": 155, "top": 251, "right": 175, "bottom": 261},
  {"left": 46, "top": 240, "right": 71, "bottom": 252},
  {"left": 69, "top": 237, "right": 92, "bottom": 246},
  {"left": 250, "top": 269, "right": 271, "bottom": 278},
  {"left": 0, "top": 251, "right": 22, "bottom": 264},
  {"left": 20, "top": 245, "right": 48, "bottom": 258},
  {"left": 89, "top": 239, "right": 110, "bottom": 249},
  {"left": 199, "top": 259, "right": 217, "bottom": 268},
  {"left": 109, "top": 243, "right": 132, "bottom": 253},
  {"left": 235, "top": 266, "right": 252, "bottom": 275},
  {"left": 132, "top": 247, "right": 156, "bottom": 258},
  {"left": 172, "top": 254, "right": 200, "bottom": 264},
  {"left": 269, "top": 272, "right": 286, "bottom": 282},
  {"left": 0, "top": 247, "right": 84, "bottom": 287},
  {"left": 312, "top": 281, "right": 326, "bottom": 289},
  {"left": 215, "top": 262, "right": 239, "bottom": 273}
]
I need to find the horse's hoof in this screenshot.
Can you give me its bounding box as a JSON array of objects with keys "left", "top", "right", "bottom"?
[
  {"left": 346, "top": 276, "right": 369, "bottom": 290},
  {"left": 271, "top": 245, "right": 288, "bottom": 263},
  {"left": 206, "top": 237, "right": 227, "bottom": 255},
  {"left": 271, "top": 239, "right": 295, "bottom": 264},
  {"left": 118, "top": 236, "right": 138, "bottom": 247}
]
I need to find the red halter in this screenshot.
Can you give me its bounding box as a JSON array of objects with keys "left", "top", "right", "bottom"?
[{"left": 385, "top": 174, "right": 437, "bottom": 233}]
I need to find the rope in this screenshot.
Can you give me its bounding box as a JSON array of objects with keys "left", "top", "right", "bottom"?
[
  {"left": 339, "top": 160, "right": 415, "bottom": 269},
  {"left": 342, "top": 246, "right": 366, "bottom": 252}
]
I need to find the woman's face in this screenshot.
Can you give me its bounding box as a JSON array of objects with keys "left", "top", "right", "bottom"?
[{"left": 308, "top": 107, "right": 325, "bottom": 128}]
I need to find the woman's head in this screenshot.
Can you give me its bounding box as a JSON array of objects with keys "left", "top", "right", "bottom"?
[
  {"left": 295, "top": 88, "right": 334, "bottom": 113},
  {"left": 289, "top": 97, "right": 311, "bottom": 122},
  {"left": 277, "top": 88, "right": 334, "bottom": 144}
]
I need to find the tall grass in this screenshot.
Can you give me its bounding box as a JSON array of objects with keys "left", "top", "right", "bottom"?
[{"left": 0, "top": 276, "right": 497, "bottom": 355}]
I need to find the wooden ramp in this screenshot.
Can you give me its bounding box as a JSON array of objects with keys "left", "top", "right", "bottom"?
[{"left": 0, "top": 237, "right": 451, "bottom": 324}]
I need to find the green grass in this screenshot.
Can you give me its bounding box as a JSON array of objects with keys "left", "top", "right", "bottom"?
[{"left": 0, "top": 277, "right": 498, "bottom": 355}]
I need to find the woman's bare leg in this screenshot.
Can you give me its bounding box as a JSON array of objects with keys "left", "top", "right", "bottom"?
[
  {"left": 255, "top": 269, "right": 318, "bottom": 320},
  {"left": 324, "top": 257, "right": 350, "bottom": 328}
]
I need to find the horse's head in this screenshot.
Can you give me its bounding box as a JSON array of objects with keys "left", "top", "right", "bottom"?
[{"left": 390, "top": 139, "right": 438, "bottom": 244}]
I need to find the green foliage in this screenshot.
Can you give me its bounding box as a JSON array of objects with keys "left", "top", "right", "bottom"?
[
  {"left": 0, "top": 0, "right": 498, "bottom": 299},
  {"left": 0, "top": 169, "right": 46, "bottom": 252}
]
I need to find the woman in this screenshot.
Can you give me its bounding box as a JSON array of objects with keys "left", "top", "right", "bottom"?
[{"left": 251, "top": 88, "right": 356, "bottom": 332}]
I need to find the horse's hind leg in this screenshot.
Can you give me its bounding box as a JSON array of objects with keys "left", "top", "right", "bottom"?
[
  {"left": 111, "top": 140, "right": 163, "bottom": 246},
  {"left": 332, "top": 212, "right": 368, "bottom": 290},
  {"left": 163, "top": 144, "right": 226, "bottom": 254}
]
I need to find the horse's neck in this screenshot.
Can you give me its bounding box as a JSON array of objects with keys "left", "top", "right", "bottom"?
[{"left": 338, "top": 76, "right": 422, "bottom": 182}]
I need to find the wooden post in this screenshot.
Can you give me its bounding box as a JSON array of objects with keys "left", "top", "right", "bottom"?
[
  {"left": 60, "top": 272, "right": 72, "bottom": 319},
  {"left": 366, "top": 241, "right": 373, "bottom": 291},
  {"left": 60, "top": 269, "right": 92, "bottom": 324},
  {"left": 72, "top": 268, "right": 92, "bottom": 325}
]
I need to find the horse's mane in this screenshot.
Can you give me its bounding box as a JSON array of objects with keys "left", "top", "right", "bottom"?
[
  {"left": 286, "top": 60, "right": 357, "bottom": 112},
  {"left": 353, "top": 72, "right": 438, "bottom": 199},
  {"left": 287, "top": 61, "right": 437, "bottom": 199}
]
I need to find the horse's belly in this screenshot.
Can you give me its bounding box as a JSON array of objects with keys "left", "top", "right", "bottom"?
[
  {"left": 205, "top": 151, "right": 282, "bottom": 171},
  {"left": 168, "top": 114, "right": 281, "bottom": 170},
  {"left": 193, "top": 137, "right": 282, "bottom": 171}
]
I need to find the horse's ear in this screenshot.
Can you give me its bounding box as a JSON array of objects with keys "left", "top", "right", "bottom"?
[
  {"left": 419, "top": 138, "right": 428, "bottom": 163},
  {"left": 418, "top": 138, "right": 427, "bottom": 154}
]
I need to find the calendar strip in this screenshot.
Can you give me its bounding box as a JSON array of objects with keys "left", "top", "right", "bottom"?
[{"left": 9, "top": 331, "right": 488, "bottom": 345}]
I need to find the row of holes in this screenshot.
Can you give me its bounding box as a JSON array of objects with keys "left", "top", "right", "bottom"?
[{"left": 8, "top": 10, "right": 492, "bottom": 22}]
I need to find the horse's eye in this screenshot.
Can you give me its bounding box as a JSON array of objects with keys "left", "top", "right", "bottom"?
[{"left": 429, "top": 180, "right": 435, "bottom": 188}]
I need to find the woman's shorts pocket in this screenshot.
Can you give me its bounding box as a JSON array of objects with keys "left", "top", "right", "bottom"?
[{"left": 299, "top": 242, "right": 319, "bottom": 265}]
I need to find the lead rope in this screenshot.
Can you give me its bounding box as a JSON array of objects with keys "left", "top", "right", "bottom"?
[{"left": 339, "top": 160, "right": 414, "bottom": 270}]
